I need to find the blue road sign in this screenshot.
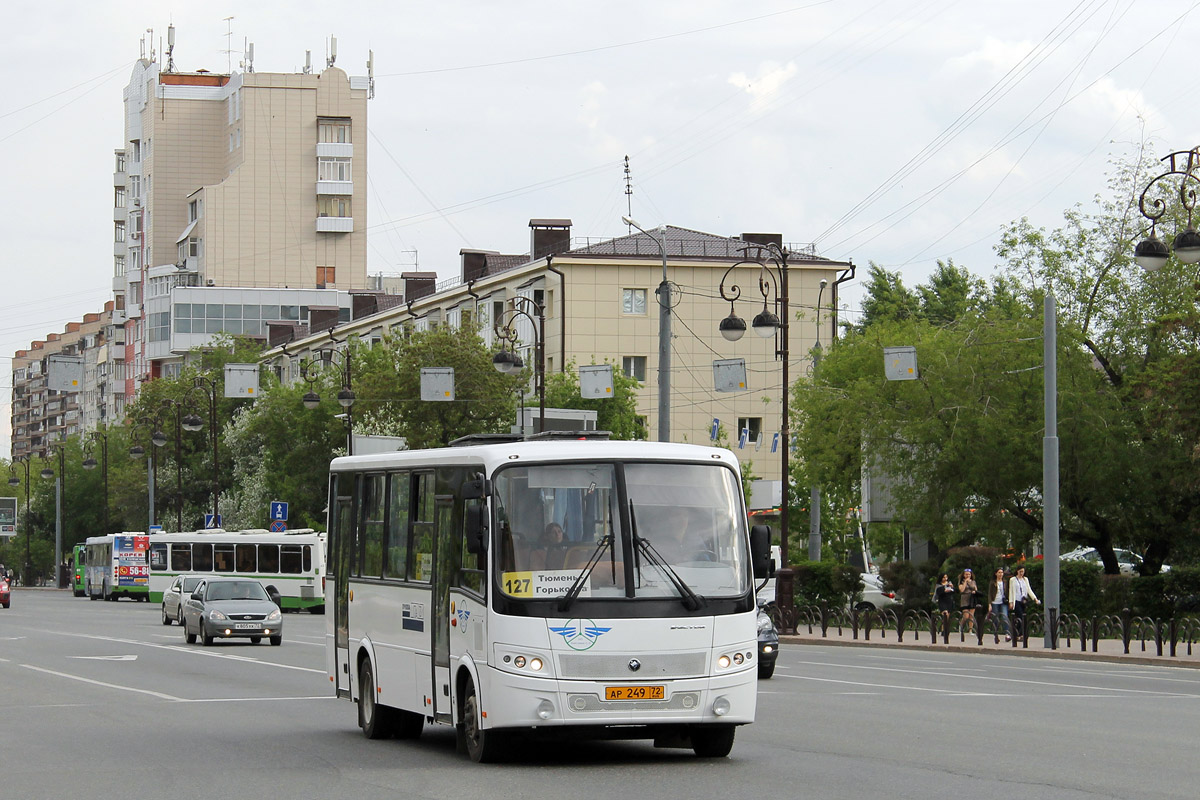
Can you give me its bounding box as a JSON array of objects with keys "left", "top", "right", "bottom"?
[
  {"left": 150, "top": 525, "right": 164, "bottom": 533},
  {"left": 771, "top": 433, "right": 780, "bottom": 453},
  {"left": 204, "top": 514, "right": 222, "bottom": 529},
  {"left": 270, "top": 501, "right": 289, "bottom": 521},
  {"left": 710, "top": 418, "right": 720, "bottom": 441}
]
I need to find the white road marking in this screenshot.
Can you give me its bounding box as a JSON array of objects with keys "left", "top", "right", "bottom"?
[
  {"left": 70, "top": 655, "right": 138, "bottom": 661},
  {"left": 789, "top": 658, "right": 1200, "bottom": 698},
  {"left": 22, "top": 664, "right": 185, "bottom": 701},
  {"left": 47, "top": 631, "right": 325, "bottom": 674}
]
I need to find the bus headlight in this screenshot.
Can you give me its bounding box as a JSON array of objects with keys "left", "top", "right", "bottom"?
[
  {"left": 529, "top": 657, "right": 544, "bottom": 672},
  {"left": 536, "top": 700, "right": 555, "bottom": 720},
  {"left": 718, "top": 655, "right": 731, "bottom": 669},
  {"left": 712, "top": 696, "right": 731, "bottom": 716}
]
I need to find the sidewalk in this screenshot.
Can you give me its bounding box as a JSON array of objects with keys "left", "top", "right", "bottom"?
[{"left": 782, "top": 622, "right": 1200, "bottom": 669}]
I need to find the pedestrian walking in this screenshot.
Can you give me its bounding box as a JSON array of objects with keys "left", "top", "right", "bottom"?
[
  {"left": 933, "top": 573, "right": 956, "bottom": 634},
  {"left": 1008, "top": 565, "right": 1040, "bottom": 640},
  {"left": 957, "top": 569, "right": 978, "bottom": 635},
  {"left": 988, "top": 567, "right": 1010, "bottom": 640}
]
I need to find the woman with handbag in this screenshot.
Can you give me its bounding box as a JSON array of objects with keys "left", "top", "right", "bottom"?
[
  {"left": 957, "top": 568, "right": 978, "bottom": 635},
  {"left": 1008, "top": 565, "right": 1040, "bottom": 640}
]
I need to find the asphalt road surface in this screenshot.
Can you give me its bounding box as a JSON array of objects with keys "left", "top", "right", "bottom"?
[{"left": 2, "top": 591, "right": 1196, "bottom": 799}]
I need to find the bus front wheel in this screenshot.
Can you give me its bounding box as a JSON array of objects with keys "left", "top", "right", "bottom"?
[
  {"left": 461, "top": 680, "right": 504, "bottom": 763},
  {"left": 691, "top": 725, "right": 736, "bottom": 758},
  {"left": 358, "top": 659, "right": 395, "bottom": 739}
]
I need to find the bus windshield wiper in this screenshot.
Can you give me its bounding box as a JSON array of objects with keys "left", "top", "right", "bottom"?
[
  {"left": 557, "top": 535, "right": 613, "bottom": 613},
  {"left": 630, "top": 502, "right": 703, "bottom": 611}
]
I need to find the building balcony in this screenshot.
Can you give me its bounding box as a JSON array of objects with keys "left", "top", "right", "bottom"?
[
  {"left": 317, "top": 142, "right": 353, "bottom": 158},
  {"left": 316, "top": 180, "right": 353, "bottom": 196},
  {"left": 316, "top": 215, "right": 354, "bottom": 233}
]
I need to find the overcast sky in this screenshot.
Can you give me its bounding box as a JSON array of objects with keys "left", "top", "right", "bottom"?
[{"left": 4, "top": 0, "right": 1199, "bottom": 456}]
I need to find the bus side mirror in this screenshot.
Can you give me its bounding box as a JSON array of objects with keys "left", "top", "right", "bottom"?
[
  {"left": 750, "top": 524, "right": 774, "bottom": 580},
  {"left": 465, "top": 504, "right": 487, "bottom": 554}
]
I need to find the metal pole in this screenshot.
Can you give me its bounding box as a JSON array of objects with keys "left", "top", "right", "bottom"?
[
  {"left": 1044, "top": 294, "right": 1061, "bottom": 647},
  {"left": 344, "top": 353, "right": 354, "bottom": 456},
  {"left": 101, "top": 437, "right": 109, "bottom": 534},
  {"left": 537, "top": 303, "right": 546, "bottom": 433},
  {"left": 54, "top": 472, "right": 62, "bottom": 588},
  {"left": 209, "top": 388, "right": 220, "bottom": 520},
  {"left": 779, "top": 252, "right": 791, "bottom": 568},
  {"left": 808, "top": 279, "right": 826, "bottom": 562},
  {"left": 174, "top": 413, "right": 183, "bottom": 532},
  {"left": 657, "top": 236, "right": 671, "bottom": 443},
  {"left": 148, "top": 449, "right": 156, "bottom": 530}
]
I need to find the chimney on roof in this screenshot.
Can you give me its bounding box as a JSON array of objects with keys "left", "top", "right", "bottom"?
[
  {"left": 529, "top": 219, "right": 572, "bottom": 261},
  {"left": 309, "top": 306, "right": 340, "bottom": 335},
  {"left": 461, "top": 249, "right": 496, "bottom": 283},
  {"left": 741, "top": 232, "right": 783, "bottom": 250},
  {"left": 403, "top": 272, "right": 437, "bottom": 302},
  {"left": 351, "top": 293, "right": 379, "bottom": 320}
]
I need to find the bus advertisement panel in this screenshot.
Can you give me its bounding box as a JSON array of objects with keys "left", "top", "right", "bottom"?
[{"left": 115, "top": 535, "right": 150, "bottom": 588}]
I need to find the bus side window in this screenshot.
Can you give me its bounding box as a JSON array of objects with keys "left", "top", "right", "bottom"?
[
  {"left": 214, "top": 544, "right": 235, "bottom": 572},
  {"left": 259, "top": 544, "right": 279, "bottom": 572},
  {"left": 360, "top": 473, "right": 385, "bottom": 578},
  {"left": 149, "top": 543, "right": 167, "bottom": 571},
  {"left": 235, "top": 543, "right": 256, "bottom": 573},
  {"left": 171, "top": 543, "right": 192, "bottom": 572},
  {"left": 193, "top": 543, "right": 214, "bottom": 572},
  {"left": 410, "top": 472, "right": 435, "bottom": 583},
  {"left": 281, "top": 545, "right": 303, "bottom": 574},
  {"left": 386, "top": 471, "right": 410, "bottom": 580}
]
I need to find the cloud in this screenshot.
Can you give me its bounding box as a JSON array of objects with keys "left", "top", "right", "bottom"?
[{"left": 727, "top": 61, "right": 797, "bottom": 100}]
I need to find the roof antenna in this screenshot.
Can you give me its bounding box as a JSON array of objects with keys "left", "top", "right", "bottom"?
[
  {"left": 303, "top": 50, "right": 312, "bottom": 74},
  {"left": 624, "top": 155, "right": 634, "bottom": 234},
  {"left": 222, "top": 16, "right": 235, "bottom": 74},
  {"left": 327, "top": 35, "right": 337, "bottom": 69},
  {"left": 245, "top": 41, "right": 255, "bottom": 73},
  {"left": 145, "top": 28, "right": 155, "bottom": 63},
  {"left": 165, "top": 24, "right": 176, "bottom": 73},
  {"left": 367, "top": 50, "right": 375, "bottom": 99}
]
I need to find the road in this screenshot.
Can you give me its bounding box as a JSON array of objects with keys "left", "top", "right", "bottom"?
[{"left": 2, "top": 591, "right": 1196, "bottom": 799}]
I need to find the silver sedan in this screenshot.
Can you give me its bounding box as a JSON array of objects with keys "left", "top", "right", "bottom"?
[{"left": 182, "top": 576, "right": 283, "bottom": 646}]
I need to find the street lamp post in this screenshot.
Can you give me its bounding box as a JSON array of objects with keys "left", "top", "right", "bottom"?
[
  {"left": 718, "top": 243, "right": 795, "bottom": 569},
  {"left": 622, "top": 216, "right": 672, "bottom": 442},
  {"left": 492, "top": 296, "right": 545, "bottom": 433},
  {"left": 809, "top": 278, "right": 828, "bottom": 562},
  {"left": 82, "top": 429, "right": 110, "bottom": 534},
  {"left": 129, "top": 416, "right": 157, "bottom": 530},
  {"left": 1134, "top": 147, "right": 1200, "bottom": 271},
  {"left": 40, "top": 445, "right": 65, "bottom": 588},
  {"left": 8, "top": 456, "right": 32, "bottom": 586},
  {"left": 183, "top": 375, "right": 221, "bottom": 523},
  {"left": 152, "top": 399, "right": 187, "bottom": 532},
  {"left": 300, "top": 348, "right": 357, "bottom": 454}
]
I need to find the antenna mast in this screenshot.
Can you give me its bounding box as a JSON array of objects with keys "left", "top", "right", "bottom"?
[
  {"left": 327, "top": 36, "right": 338, "bottom": 69},
  {"left": 222, "top": 16, "right": 235, "bottom": 74},
  {"left": 624, "top": 155, "right": 634, "bottom": 233},
  {"left": 367, "top": 50, "right": 375, "bottom": 99},
  {"left": 165, "top": 24, "right": 176, "bottom": 73}
]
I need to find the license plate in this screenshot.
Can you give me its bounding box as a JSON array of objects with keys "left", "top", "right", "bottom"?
[
  {"left": 604, "top": 685, "right": 664, "bottom": 701},
  {"left": 234, "top": 623, "right": 261, "bottom": 630}
]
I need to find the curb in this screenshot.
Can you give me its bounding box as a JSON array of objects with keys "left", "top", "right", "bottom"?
[{"left": 780, "top": 634, "right": 1200, "bottom": 670}]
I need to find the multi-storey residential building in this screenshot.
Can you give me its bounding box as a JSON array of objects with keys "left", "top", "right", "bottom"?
[
  {"left": 260, "top": 219, "right": 854, "bottom": 498},
  {"left": 11, "top": 302, "right": 125, "bottom": 460},
  {"left": 114, "top": 29, "right": 371, "bottom": 392}
]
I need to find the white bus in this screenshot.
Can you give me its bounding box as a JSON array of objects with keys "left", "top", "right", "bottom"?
[
  {"left": 85, "top": 533, "right": 150, "bottom": 601},
  {"left": 325, "top": 433, "right": 773, "bottom": 762},
  {"left": 147, "top": 529, "right": 326, "bottom": 614}
]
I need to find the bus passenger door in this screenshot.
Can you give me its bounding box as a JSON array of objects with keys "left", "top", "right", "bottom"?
[
  {"left": 332, "top": 491, "right": 354, "bottom": 698},
  {"left": 431, "top": 495, "right": 454, "bottom": 724}
]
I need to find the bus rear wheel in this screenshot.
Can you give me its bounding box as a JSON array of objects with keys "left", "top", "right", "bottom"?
[
  {"left": 691, "top": 725, "right": 735, "bottom": 758},
  {"left": 358, "top": 659, "right": 395, "bottom": 739}
]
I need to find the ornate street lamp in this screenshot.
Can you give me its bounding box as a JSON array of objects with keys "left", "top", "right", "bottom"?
[
  {"left": 83, "top": 429, "right": 110, "bottom": 534},
  {"left": 183, "top": 374, "right": 221, "bottom": 523},
  {"left": 300, "top": 347, "right": 357, "bottom": 454},
  {"left": 1135, "top": 146, "right": 1200, "bottom": 271},
  {"left": 151, "top": 399, "right": 187, "bottom": 532},
  {"left": 492, "top": 296, "right": 545, "bottom": 433}
]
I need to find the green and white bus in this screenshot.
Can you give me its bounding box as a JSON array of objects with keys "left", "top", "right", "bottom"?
[
  {"left": 72, "top": 543, "right": 87, "bottom": 597},
  {"left": 85, "top": 533, "right": 151, "bottom": 601},
  {"left": 147, "top": 529, "right": 325, "bottom": 613}
]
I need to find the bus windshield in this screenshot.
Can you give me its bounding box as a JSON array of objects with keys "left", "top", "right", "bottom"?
[{"left": 494, "top": 461, "right": 749, "bottom": 603}]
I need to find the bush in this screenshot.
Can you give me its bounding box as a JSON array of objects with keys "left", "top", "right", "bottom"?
[
  {"left": 790, "top": 561, "right": 861, "bottom": 610},
  {"left": 1166, "top": 566, "right": 1200, "bottom": 613},
  {"left": 939, "top": 546, "right": 1004, "bottom": 587},
  {"left": 1132, "top": 574, "right": 1171, "bottom": 618},
  {"left": 879, "top": 560, "right": 938, "bottom": 609},
  {"left": 1098, "top": 574, "right": 1132, "bottom": 615}
]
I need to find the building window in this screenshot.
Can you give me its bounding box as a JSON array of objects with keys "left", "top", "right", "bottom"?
[
  {"left": 114, "top": 187, "right": 126, "bottom": 208},
  {"left": 318, "top": 118, "right": 352, "bottom": 143},
  {"left": 131, "top": 141, "right": 141, "bottom": 162},
  {"left": 128, "top": 281, "right": 141, "bottom": 305},
  {"left": 177, "top": 237, "right": 200, "bottom": 263},
  {"left": 129, "top": 175, "right": 140, "bottom": 198},
  {"left": 114, "top": 221, "right": 125, "bottom": 243},
  {"left": 622, "top": 356, "right": 646, "bottom": 381},
  {"left": 129, "top": 212, "right": 142, "bottom": 237},
  {"left": 115, "top": 152, "right": 126, "bottom": 172},
  {"left": 317, "top": 196, "right": 351, "bottom": 217},
  {"left": 188, "top": 199, "right": 200, "bottom": 221},
  {"left": 318, "top": 157, "right": 351, "bottom": 182},
  {"left": 317, "top": 266, "right": 336, "bottom": 286},
  {"left": 622, "top": 288, "right": 647, "bottom": 315},
  {"left": 130, "top": 249, "right": 141, "bottom": 273},
  {"left": 114, "top": 255, "right": 125, "bottom": 278},
  {"left": 737, "top": 417, "right": 763, "bottom": 445}
]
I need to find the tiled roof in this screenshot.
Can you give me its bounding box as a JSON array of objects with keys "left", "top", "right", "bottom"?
[{"left": 569, "top": 225, "right": 825, "bottom": 261}]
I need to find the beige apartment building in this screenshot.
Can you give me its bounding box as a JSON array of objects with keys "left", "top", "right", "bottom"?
[
  {"left": 260, "top": 219, "right": 854, "bottom": 494},
  {"left": 115, "top": 30, "right": 371, "bottom": 394},
  {"left": 11, "top": 303, "right": 125, "bottom": 460}
]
